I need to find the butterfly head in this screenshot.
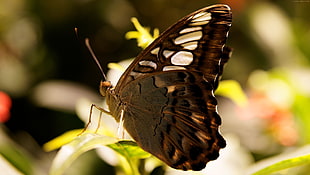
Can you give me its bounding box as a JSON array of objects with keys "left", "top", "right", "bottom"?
[{"left": 99, "top": 80, "right": 113, "bottom": 97}]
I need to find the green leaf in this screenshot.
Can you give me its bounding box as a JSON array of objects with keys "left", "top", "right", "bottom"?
[
  {"left": 0, "top": 154, "right": 24, "bottom": 175},
  {"left": 108, "top": 140, "right": 151, "bottom": 159},
  {"left": 252, "top": 153, "right": 310, "bottom": 175},
  {"left": 0, "top": 145, "right": 33, "bottom": 175},
  {"left": 49, "top": 133, "right": 118, "bottom": 175},
  {"left": 107, "top": 141, "right": 151, "bottom": 175}
]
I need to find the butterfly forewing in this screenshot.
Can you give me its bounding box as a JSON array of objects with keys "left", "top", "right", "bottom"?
[
  {"left": 105, "top": 4, "right": 232, "bottom": 171},
  {"left": 115, "top": 4, "right": 232, "bottom": 92}
]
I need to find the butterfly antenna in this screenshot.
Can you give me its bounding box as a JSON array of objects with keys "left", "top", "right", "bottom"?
[{"left": 85, "top": 38, "right": 107, "bottom": 81}]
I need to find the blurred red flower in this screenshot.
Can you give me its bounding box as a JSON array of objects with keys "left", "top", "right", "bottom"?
[
  {"left": 0, "top": 91, "right": 12, "bottom": 123},
  {"left": 237, "top": 92, "right": 298, "bottom": 146}
]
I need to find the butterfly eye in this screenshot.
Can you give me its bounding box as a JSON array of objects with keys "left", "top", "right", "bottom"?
[{"left": 99, "top": 81, "right": 112, "bottom": 97}]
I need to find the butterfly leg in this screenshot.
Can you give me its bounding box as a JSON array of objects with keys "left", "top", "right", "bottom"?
[
  {"left": 94, "top": 110, "right": 102, "bottom": 133},
  {"left": 79, "top": 103, "right": 111, "bottom": 135},
  {"left": 117, "top": 109, "right": 125, "bottom": 139}
]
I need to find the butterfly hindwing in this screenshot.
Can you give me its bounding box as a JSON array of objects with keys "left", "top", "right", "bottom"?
[
  {"left": 118, "top": 70, "right": 226, "bottom": 170},
  {"left": 105, "top": 4, "right": 232, "bottom": 171}
]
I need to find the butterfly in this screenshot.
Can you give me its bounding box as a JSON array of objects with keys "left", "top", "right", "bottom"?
[{"left": 95, "top": 4, "right": 232, "bottom": 171}]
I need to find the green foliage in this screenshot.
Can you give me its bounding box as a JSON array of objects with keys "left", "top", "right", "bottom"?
[
  {"left": 49, "top": 133, "right": 118, "bottom": 175},
  {"left": 253, "top": 154, "right": 310, "bottom": 175},
  {"left": 108, "top": 141, "right": 151, "bottom": 159},
  {"left": 0, "top": 145, "right": 32, "bottom": 175},
  {"left": 108, "top": 141, "right": 151, "bottom": 175}
]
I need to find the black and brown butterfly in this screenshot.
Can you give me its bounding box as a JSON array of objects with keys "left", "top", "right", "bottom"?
[{"left": 93, "top": 4, "right": 232, "bottom": 171}]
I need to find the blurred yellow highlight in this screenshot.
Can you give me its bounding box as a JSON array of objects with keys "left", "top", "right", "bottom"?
[
  {"left": 216, "top": 80, "right": 248, "bottom": 107},
  {"left": 43, "top": 129, "right": 84, "bottom": 152},
  {"left": 108, "top": 62, "right": 126, "bottom": 71}
]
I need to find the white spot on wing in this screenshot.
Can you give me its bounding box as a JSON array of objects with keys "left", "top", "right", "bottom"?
[
  {"left": 139, "top": 60, "right": 157, "bottom": 69},
  {"left": 171, "top": 51, "right": 193, "bottom": 65},
  {"left": 174, "top": 31, "right": 202, "bottom": 45},
  {"left": 167, "top": 86, "right": 176, "bottom": 93},
  {"left": 189, "top": 12, "right": 211, "bottom": 26},
  {"left": 179, "top": 27, "right": 202, "bottom": 34},
  {"left": 151, "top": 47, "right": 160, "bottom": 55},
  {"left": 181, "top": 41, "right": 198, "bottom": 50},
  {"left": 163, "top": 50, "right": 175, "bottom": 58},
  {"left": 190, "top": 21, "right": 210, "bottom": 26},
  {"left": 163, "top": 66, "right": 186, "bottom": 71},
  {"left": 192, "top": 12, "right": 211, "bottom": 22}
]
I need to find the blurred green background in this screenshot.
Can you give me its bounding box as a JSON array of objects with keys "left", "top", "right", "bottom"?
[{"left": 1, "top": 0, "right": 310, "bottom": 174}]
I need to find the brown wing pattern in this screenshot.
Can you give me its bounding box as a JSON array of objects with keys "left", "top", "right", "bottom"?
[
  {"left": 106, "top": 4, "right": 232, "bottom": 171},
  {"left": 115, "top": 4, "right": 232, "bottom": 93},
  {"left": 117, "top": 70, "right": 226, "bottom": 170}
]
